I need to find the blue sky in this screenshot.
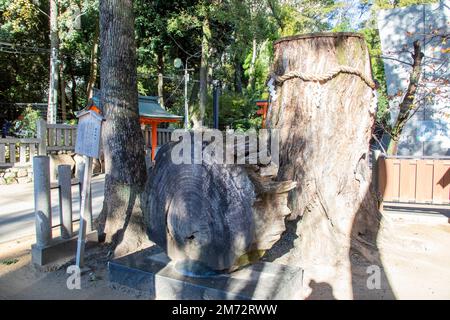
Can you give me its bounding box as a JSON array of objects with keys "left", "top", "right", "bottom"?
[{"left": 330, "top": 0, "right": 373, "bottom": 30}]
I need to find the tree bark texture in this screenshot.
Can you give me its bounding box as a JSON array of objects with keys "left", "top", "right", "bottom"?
[
  {"left": 248, "top": 38, "right": 258, "bottom": 91},
  {"left": 59, "top": 64, "right": 66, "bottom": 121},
  {"left": 97, "top": 0, "right": 150, "bottom": 257},
  {"left": 267, "top": 33, "right": 381, "bottom": 271},
  {"left": 234, "top": 56, "right": 243, "bottom": 93},
  {"left": 87, "top": 21, "right": 100, "bottom": 101},
  {"left": 143, "top": 134, "right": 296, "bottom": 272},
  {"left": 47, "top": 0, "right": 59, "bottom": 124},
  {"left": 198, "top": 16, "right": 211, "bottom": 127}
]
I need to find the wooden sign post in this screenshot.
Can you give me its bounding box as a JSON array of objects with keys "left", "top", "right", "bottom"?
[{"left": 74, "top": 109, "right": 104, "bottom": 268}]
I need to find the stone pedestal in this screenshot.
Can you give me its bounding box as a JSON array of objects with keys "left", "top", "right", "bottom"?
[
  {"left": 108, "top": 247, "right": 304, "bottom": 300},
  {"left": 31, "top": 230, "right": 98, "bottom": 266}
]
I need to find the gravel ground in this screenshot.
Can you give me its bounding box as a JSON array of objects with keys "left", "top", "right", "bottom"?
[{"left": 0, "top": 209, "right": 449, "bottom": 300}]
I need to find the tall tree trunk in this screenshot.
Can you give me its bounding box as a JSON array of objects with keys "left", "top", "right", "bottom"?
[
  {"left": 59, "top": 63, "right": 67, "bottom": 121},
  {"left": 189, "top": 80, "right": 199, "bottom": 107},
  {"left": 87, "top": 21, "right": 100, "bottom": 101},
  {"left": 248, "top": 38, "right": 257, "bottom": 91},
  {"left": 97, "top": 0, "right": 150, "bottom": 257},
  {"left": 47, "top": 0, "right": 59, "bottom": 124},
  {"left": 66, "top": 55, "right": 77, "bottom": 114},
  {"left": 198, "top": 16, "right": 210, "bottom": 128},
  {"left": 71, "top": 70, "right": 77, "bottom": 112},
  {"left": 157, "top": 50, "right": 165, "bottom": 109},
  {"left": 267, "top": 33, "right": 382, "bottom": 297},
  {"left": 234, "top": 56, "right": 243, "bottom": 93},
  {"left": 267, "top": 0, "right": 284, "bottom": 33},
  {"left": 387, "top": 40, "right": 424, "bottom": 155}
]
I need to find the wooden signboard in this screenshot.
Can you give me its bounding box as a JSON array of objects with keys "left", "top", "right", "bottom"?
[{"left": 75, "top": 110, "right": 103, "bottom": 159}]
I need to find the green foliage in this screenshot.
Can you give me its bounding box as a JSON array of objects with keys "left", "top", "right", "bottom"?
[
  {"left": 360, "top": 26, "right": 391, "bottom": 127},
  {"left": 12, "top": 106, "right": 41, "bottom": 137},
  {"left": 0, "top": 0, "right": 49, "bottom": 108},
  {"left": 0, "top": 0, "right": 99, "bottom": 125},
  {"left": 5, "top": 0, "right": 417, "bottom": 133},
  {"left": 195, "top": 91, "right": 261, "bottom": 131}
]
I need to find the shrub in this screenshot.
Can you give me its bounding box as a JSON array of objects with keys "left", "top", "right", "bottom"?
[{"left": 12, "top": 106, "right": 41, "bottom": 138}]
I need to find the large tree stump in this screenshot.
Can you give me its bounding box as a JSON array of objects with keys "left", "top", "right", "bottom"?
[
  {"left": 142, "top": 133, "right": 296, "bottom": 272},
  {"left": 267, "top": 33, "right": 381, "bottom": 273}
]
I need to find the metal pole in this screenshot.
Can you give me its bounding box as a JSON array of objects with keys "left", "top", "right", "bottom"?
[
  {"left": 48, "top": 8, "right": 59, "bottom": 125},
  {"left": 58, "top": 164, "right": 73, "bottom": 239},
  {"left": 184, "top": 60, "right": 189, "bottom": 129},
  {"left": 76, "top": 155, "right": 92, "bottom": 268},
  {"left": 78, "top": 160, "right": 92, "bottom": 232},
  {"left": 33, "top": 156, "right": 52, "bottom": 247},
  {"left": 213, "top": 81, "right": 220, "bottom": 129}
]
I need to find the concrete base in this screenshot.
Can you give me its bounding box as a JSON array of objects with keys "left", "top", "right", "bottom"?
[
  {"left": 108, "top": 248, "right": 303, "bottom": 300},
  {"left": 31, "top": 230, "right": 98, "bottom": 266}
]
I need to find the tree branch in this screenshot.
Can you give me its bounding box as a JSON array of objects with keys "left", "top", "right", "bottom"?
[
  {"left": 266, "top": 0, "right": 284, "bottom": 31},
  {"left": 390, "top": 40, "right": 424, "bottom": 140}
]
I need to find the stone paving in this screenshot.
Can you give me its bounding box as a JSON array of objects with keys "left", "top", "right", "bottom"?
[{"left": 0, "top": 174, "right": 105, "bottom": 244}]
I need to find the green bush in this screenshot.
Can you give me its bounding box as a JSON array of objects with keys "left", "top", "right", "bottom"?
[
  {"left": 12, "top": 106, "right": 41, "bottom": 138},
  {"left": 204, "top": 92, "right": 262, "bottom": 131}
]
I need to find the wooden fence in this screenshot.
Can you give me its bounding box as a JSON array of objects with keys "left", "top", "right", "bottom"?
[
  {"left": 0, "top": 138, "right": 40, "bottom": 166},
  {"left": 378, "top": 155, "right": 450, "bottom": 205},
  {"left": 38, "top": 121, "right": 78, "bottom": 155},
  {"left": 142, "top": 127, "right": 173, "bottom": 149},
  {"left": 0, "top": 120, "right": 174, "bottom": 168}
]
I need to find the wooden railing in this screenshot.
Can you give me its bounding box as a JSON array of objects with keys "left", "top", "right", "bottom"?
[
  {"left": 377, "top": 154, "right": 450, "bottom": 205},
  {"left": 0, "top": 138, "right": 40, "bottom": 167},
  {"left": 142, "top": 127, "right": 174, "bottom": 149},
  {"left": 0, "top": 120, "right": 174, "bottom": 168},
  {"left": 37, "top": 120, "right": 77, "bottom": 155}
]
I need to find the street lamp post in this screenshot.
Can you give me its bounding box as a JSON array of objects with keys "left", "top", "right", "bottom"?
[
  {"left": 184, "top": 59, "right": 189, "bottom": 129},
  {"left": 175, "top": 52, "right": 200, "bottom": 129}
]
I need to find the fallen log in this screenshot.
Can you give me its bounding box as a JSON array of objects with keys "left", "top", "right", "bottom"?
[{"left": 142, "top": 132, "right": 296, "bottom": 272}]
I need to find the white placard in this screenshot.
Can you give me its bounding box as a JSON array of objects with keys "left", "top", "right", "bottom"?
[{"left": 75, "top": 111, "right": 103, "bottom": 159}]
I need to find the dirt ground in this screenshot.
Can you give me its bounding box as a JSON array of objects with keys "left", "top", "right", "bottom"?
[{"left": 0, "top": 211, "right": 449, "bottom": 300}]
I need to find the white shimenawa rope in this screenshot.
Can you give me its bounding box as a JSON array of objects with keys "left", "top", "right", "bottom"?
[
  {"left": 267, "top": 65, "right": 378, "bottom": 115},
  {"left": 272, "top": 66, "right": 376, "bottom": 89}
]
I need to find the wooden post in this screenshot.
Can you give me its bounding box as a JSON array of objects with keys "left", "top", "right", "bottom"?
[
  {"left": 76, "top": 155, "right": 93, "bottom": 268},
  {"left": 0, "top": 143, "right": 5, "bottom": 164},
  {"left": 58, "top": 165, "right": 73, "bottom": 239},
  {"left": 19, "top": 144, "right": 27, "bottom": 164},
  {"left": 37, "top": 120, "right": 47, "bottom": 156},
  {"left": 33, "top": 156, "right": 52, "bottom": 247},
  {"left": 71, "top": 128, "right": 77, "bottom": 149},
  {"left": 372, "top": 150, "right": 382, "bottom": 198},
  {"left": 29, "top": 143, "right": 36, "bottom": 163},
  {"left": 64, "top": 129, "right": 70, "bottom": 147},
  {"left": 56, "top": 127, "right": 62, "bottom": 148},
  {"left": 78, "top": 160, "right": 93, "bottom": 232},
  {"left": 151, "top": 121, "right": 158, "bottom": 161},
  {"left": 9, "top": 143, "right": 15, "bottom": 164}
]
